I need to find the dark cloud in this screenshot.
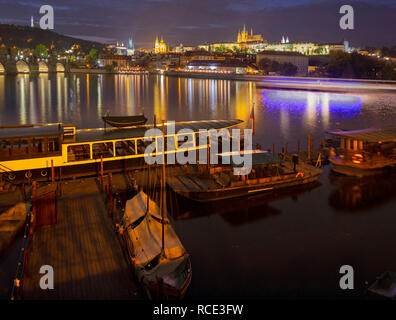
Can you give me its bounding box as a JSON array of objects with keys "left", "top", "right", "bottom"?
[{"left": 0, "top": 0, "right": 395, "bottom": 47}]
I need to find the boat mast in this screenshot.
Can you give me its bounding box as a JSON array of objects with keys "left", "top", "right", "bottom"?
[
  {"left": 146, "top": 162, "right": 150, "bottom": 213},
  {"left": 161, "top": 120, "right": 166, "bottom": 257}
]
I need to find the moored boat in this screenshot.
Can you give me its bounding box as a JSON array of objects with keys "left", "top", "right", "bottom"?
[
  {"left": 0, "top": 119, "right": 242, "bottom": 183},
  {"left": 121, "top": 190, "right": 191, "bottom": 300},
  {"left": 327, "top": 126, "right": 396, "bottom": 177},
  {"left": 102, "top": 115, "right": 148, "bottom": 127},
  {"left": 167, "top": 150, "right": 322, "bottom": 202}
]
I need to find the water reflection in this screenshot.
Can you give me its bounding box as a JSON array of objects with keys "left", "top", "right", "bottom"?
[
  {"left": 329, "top": 172, "right": 396, "bottom": 212},
  {"left": 1, "top": 74, "right": 395, "bottom": 148},
  {"left": 172, "top": 181, "right": 321, "bottom": 226}
]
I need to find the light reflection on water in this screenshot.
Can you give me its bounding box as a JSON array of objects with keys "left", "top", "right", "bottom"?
[{"left": 1, "top": 73, "right": 396, "bottom": 299}]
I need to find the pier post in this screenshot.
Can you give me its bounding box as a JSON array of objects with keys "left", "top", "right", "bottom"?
[
  {"left": 308, "top": 134, "right": 311, "bottom": 161},
  {"left": 59, "top": 167, "right": 62, "bottom": 196},
  {"left": 273, "top": 144, "right": 275, "bottom": 155},
  {"left": 207, "top": 137, "right": 210, "bottom": 171},
  {"left": 51, "top": 160, "right": 54, "bottom": 184},
  {"left": 285, "top": 142, "right": 288, "bottom": 154},
  {"left": 100, "top": 155, "right": 104, "bottom": 192},
  {"left": 108, "top": 173, "right": 113, "bottom": 217}
]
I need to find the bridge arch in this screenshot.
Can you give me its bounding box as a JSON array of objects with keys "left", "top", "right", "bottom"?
[
  {"left": 38, "top": 61, "right": 49, "bottom": 72},
  {"left": 0, "top": 62, "right": 4, "bottom": 74},
  {"left": 56, "top": 62, "right": 65, "bottom": 72},
  {"left": 16, "top": 60, "right": 30, "bottom": 73}
]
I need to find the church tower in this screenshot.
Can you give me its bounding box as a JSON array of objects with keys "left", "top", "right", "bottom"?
[{"left": 154, "top": 36, "right": 160, "bottom": 53}]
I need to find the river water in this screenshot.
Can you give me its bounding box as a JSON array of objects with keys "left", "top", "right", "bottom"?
[{"left": 1, "top": 73, "right": 396, "bottom": 299}]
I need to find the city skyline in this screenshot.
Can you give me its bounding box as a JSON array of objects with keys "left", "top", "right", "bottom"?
[{"left": 0, "top": 0, "right": 396, "bottom": 48}]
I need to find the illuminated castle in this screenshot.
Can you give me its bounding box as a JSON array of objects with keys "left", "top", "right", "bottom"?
[
  {"left": 154, "top": 36, "right": 167, "bottom": 54},
  {"left": 237, "top": 25, "right": 263, "bottom": 43}
]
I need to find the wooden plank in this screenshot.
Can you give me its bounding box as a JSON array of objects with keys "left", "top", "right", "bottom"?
[{"left": 22, "top": 177, "right": 141, "bottom": 300}]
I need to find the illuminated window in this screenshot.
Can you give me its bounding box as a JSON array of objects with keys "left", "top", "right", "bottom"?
[
  {"left": 92, "top": 142, "right": 114, "bottom": 159},
  {"left": 68, "top": 144, "right": 90, "bottom": 162},
  {"left": 115, "top": 140, "right": 136, "bottom": 156}
]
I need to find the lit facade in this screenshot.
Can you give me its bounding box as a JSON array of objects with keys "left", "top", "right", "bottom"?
[
  {"left": 237, "top": 25, "right": 264, "bottom": 44},
  {"left": 265, "top": 41, "right": 346, "bottom": 56},
  {"left": 154, "top": 37, "right": 168, "bottom": 54}
]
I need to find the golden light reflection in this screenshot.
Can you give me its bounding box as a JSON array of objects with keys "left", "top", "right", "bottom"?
[
  {"left": 17, "top": 75, "right": 27, "bottom": 124},
  {"left": 0, "top": 75, "right": 4, "bottom": 114},
  {"left": 97, "top": 75, "right": 103, "bottom": 117},
  {"left": 321, "top": 93, "right": 330, "bottom": 129},
  {"left": 305, "top": 92, "right": 317, "bottom": 129},
  {"left": 233, "top": 81, "right": 249, "bottom": 123},
  {"left": 38, "top": 74, "right": 48, "bottom": 122},
  {"left": 29, "top": 80, "right": 37, "bottom": 124},
  {"left": 57, "top": 74, "right": 63, "bottom": 122},
  {"left": 86, "top": 74, "right": 90, "bottom": 110}
]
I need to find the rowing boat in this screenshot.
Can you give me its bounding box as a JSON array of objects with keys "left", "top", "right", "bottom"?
[{"left": 102, "top": 115, "right": 148, "bottom": 127}]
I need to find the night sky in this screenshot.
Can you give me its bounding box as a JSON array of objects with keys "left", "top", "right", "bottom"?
[{"left": 0, "top": 0, "right": 395, "bottom": 48}]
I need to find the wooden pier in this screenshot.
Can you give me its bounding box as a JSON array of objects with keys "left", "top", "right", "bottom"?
[{"left": 22, "top": 175, "right": 141, "bottom": 300}]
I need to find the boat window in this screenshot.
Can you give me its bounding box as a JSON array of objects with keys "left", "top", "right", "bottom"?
[
  {"left": 136, "top": 139, "right": 154, "bottom": 155},
  {"left": 115, "top": 140, "right": 136, "bottom": 156},
  {"left": 177, "top": 133, "right": 194, "bottom": 149},
  {"left": 67, "top": 144, "right": 90, "bottom": 162},
  {"left": 31, "top": 138, "right": 47, "bottom": 153},
  {"left": 0, "top": 140, "right": 11, "bottom": 159},
  {"left": 47, "top": 137, "right": 60, "bottom": 152},
  {"left": 92, "top": 142, "right": 114, "bottom": 159},
  {"left": 11, "top": 139, "right": 29, "bottom": 156}
]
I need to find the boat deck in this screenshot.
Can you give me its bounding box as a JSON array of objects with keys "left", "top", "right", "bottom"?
[
  {"left": 0, "top": 119, "right": 243, "bottom": 142},
  {"left": 23, "top": 176, "right": 141, "bottom": 299}
]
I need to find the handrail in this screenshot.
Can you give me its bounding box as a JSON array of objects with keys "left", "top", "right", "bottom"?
[{"left": 0, "top": 162, "right": 14, "bottom": 173}]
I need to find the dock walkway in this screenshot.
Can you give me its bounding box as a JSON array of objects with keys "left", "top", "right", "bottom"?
[{"left": 23, "top": 176, "right": 141, "bottom": 300}]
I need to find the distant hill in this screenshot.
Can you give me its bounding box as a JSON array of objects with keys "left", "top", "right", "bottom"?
[{"left": 0, "top": 24, "right": 106, "bottom": 53}]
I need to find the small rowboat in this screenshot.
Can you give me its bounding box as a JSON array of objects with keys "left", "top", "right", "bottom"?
[{"left": 102, "top": 115, "right": 147, "bottom": 128}]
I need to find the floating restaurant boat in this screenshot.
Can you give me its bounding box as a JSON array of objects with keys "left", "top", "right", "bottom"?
[
  {"left": 121, "top": 192, "right": 191, "bottom": 299},
  {"left": 327, "top": 126, "right": 396, "bottom": 177},
  {"left": 102, "top": 115, "right": 148, "bottom": 128},
  {"left": 0, "top": 119, "right": 242, "bottom": 182},
  {"left": 167, "top": 150, "right": 322, "bottom": 202}
]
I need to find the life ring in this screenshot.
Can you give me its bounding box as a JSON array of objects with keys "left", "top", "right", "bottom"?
[
  {"left": 25, "top": 171, "right": 32, "bottom": 179},
  {"left": 41, "top": 170, "right": 48, "bottom": 177},
  {"left": 352, "top": 153, "right": 363, "bottom": 164},
  {"left": 8, "top": 173, "right": 16, "bottom": 181},
  {"left": 296, "top": 172, "right": 304, "bottom": 178}
]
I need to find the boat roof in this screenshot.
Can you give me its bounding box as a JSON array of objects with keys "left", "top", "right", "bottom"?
[
  {"left": 228, "top": 151, "right": 282, "bottom": 166},
  {"left": 327, "top": 126, "right": 396, "bottom": 143},
  {"left": 0, "top": 124, "right": 64, "bottom": 139},
  {"left": 74, "top": 119, "right": 243, "bottom": 143},
  {"left": 0, "top": 119, "right": 243, "bottom": 142}
]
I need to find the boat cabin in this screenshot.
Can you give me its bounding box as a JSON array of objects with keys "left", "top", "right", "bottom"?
[
  {"left": 327, "top": 127, "right": 396, "bottom": 165},
  {"left": 0, "top": 124, "right": 67, "bottom": 161}
]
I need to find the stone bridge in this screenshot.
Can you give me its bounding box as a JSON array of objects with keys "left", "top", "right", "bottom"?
[{"left": 0, "top": 55, "right": 69, "bottom": 74}]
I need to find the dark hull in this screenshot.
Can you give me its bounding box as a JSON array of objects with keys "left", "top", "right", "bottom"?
[
  {"left": 102, "top": 116, "right": 147, "bottom": 127},
  {"left": 330, "top": 161, "right": 392, "bottom": 177},
  {"left": 169, "top": 174, "right": 321, "bottom": 203}
]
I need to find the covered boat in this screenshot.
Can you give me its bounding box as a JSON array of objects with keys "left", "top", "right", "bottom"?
[
  {"left": 327, "top": 126, "right": 396, "bottom": 177},
  {"left": 122, "top": 191, "right": 191, "bottom": 299},
  {"left": 102, "top": 115, "right": 147, "bottom": 127},
  {"left": 167, "top": 150, "right": 322, "bottom": 202},
  {"left": 367, "top": 271, "right": 396, "bottom": 299}
]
